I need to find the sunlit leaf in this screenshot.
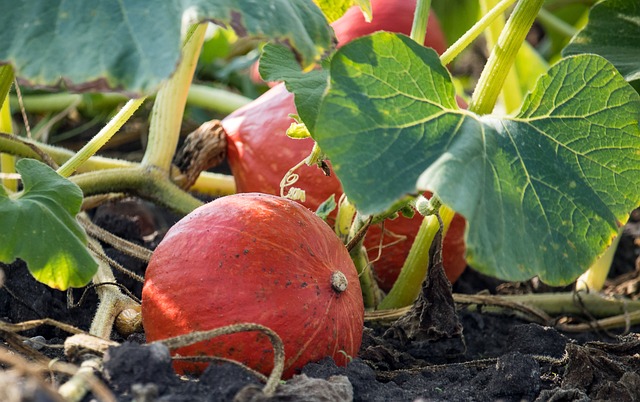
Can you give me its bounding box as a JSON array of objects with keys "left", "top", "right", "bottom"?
[
  {"left": 315, "top": 32, "right": 640, "bottom": 285},
  {"left": 313, "top": 0, "right": 372, "bottom": 22},
  {"left": 0, "top": 159, "right": 96, "bottom": 290},
  {"left": 563, "top": 0, "right": 640, "bottom": 82},
  {"left": 259, "top": 43, "right": 328, "bottom": 132}
]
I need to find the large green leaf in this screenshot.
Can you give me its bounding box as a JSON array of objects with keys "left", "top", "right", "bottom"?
[
  {"left": 315, "top": 32, "right": 640, "bottom": 285},
  {"left": 0, "top": 159, "right": 97, "bottom": 290},
  {"left": 0, "top": 1, "right": 333, "bottom": 93},
  {"left": 563, "top": 0, "right": 640, "bottom": 82}
]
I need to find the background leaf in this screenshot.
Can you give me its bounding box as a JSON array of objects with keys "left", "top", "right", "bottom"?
[
  {"left": 259, "top": 43, "right": 328, "bottom": 132},
  {"left": 0, "top": 0, "right": 333, "bottom": 94},
  {"left": 563, "top": 0, "right": 640, "bottom": 82},
  {"left": 313, "top": 0, "right": 372, "bottom": 22},
  {"left": 0, "top": 159, "right": 96, "bottom": 290},
  {"left": 315, "top": 32, "right": 640, "bottom": 285}
]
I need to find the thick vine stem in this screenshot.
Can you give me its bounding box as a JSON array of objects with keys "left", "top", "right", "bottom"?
[
  {"left": 57, "top": 97, "right": 146, "bottom": 178},
  {"left": 157, "top": 323, "right": 285, "bottom": 397},
  {"left": 9, "top": 84, "right": 251, "bottom": 115},
  {"left": 141, "top": 23, "right": 207, "bottom": 172},
  {"left": 479, "top": 0, "right": 523, "bottom": 114},
  {"left": 468, "top": 0, "right": 545, "bottom": 114},
  {"left": 377, "top": 205, "right": 455, "bottom": 310},
  {"left": 367, "top": 292, "right": 640, "bottom": 331},
  {"left": 1, "top": 90, "right": 17, "bottom": 191},
  {"left": 0, "top": 132, "right": 236, "bottom": 197},
  {"left": 440, "top": 0, "right": 517, "bottom": 66},
  {"left": 86, "top": 237, "right": 140, "bottom": 340},
  {"left": 410, "top": 0, "right": 431, "bottom": 44},
  {"left": 71, "top": 167, "right": 203, "bottom": 216},
  {"left": 347, "top": 213, "right": 384, "bottom": 308},
  {"left": 575, "top": 228, "right": 623, "bottom": 293}
]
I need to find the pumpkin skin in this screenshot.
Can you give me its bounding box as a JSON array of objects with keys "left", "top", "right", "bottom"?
[
  {"left": 141, "top": 193, "right": 364, "bottom": 379},
  {"left": 251, "top": 0, "right": 447, "bottom": 85},
  {"left": 223, "top": 83, "right": 467, "bottom": 291},
  {"left": 332, "top": 0, "right": 446, "bottom": 53},
  {"left": 228, "top": 0, "right": 466, "bottom": 292}
]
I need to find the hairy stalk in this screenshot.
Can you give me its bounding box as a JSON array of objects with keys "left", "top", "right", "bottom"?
[
  {"left": 440, "top": 0, "right": 517, "bottom": 65},
  {"left": 9, "top": 84, "right": 250, "bottom": 115},
  {"left": 480, "top": 0, "right": 523, "bottom": 113},
  {"left": 469, "top": 0, "right": 545, "bottom": 114},
  {"left": 71, "top": 167, "right": 203, "bottom": 216},
  {"left": 141, "top": 23, "right": 208, "bottom": 172},
  {"left": 0, "top": 66, "right": 16, "bottom": 191},
  {"left": 0, "top": 97, "right": 17, "bottom": 191},
  {"left": 86, "top": 237, "right": 139, "bottom": 340},
  {"left": 57, "top": 98, "right": 146, "bottom": 178},
  {"left": 378, "top": 205, "right": 454, "bottom": 309},
  {"left": 410, "top": 0, "right": 431, "bottom": 44},
  {"left": 158, "top": 323, "right": 285, "bottom": 396},
  {"left": 348, "top": 213, "right": 383, "bottom": 308},
  {"left": 0, "top": 133, "right": 236, "bottom": 199}
]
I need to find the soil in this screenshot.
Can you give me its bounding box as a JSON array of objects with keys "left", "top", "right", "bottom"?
[{"left": 1, "top": 200, "right": 640, "bottom": 402}]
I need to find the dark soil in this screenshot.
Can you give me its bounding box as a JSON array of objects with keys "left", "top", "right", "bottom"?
[{"left": 1, "top": 200, "right": 640, "bottom": 401}]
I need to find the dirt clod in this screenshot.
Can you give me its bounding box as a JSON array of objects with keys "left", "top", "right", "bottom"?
[{"left": 103, "top": 342, "right": 178, "bottom": 394}]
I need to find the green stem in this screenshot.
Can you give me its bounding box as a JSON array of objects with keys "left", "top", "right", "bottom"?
[
  {"left": 1, "top": 97, "right": 17, "bottom": 192},
  {"left": 410, "top": 0, "right": 432, "bottom": 44},
  {"left": 377, "top": 205, "right": 455, "bottom": 309},
  {"left": 468, "top": 0, "right": 545, "bottom": 114},
  {"left": 141, "top": 23, "right": 207, "bottom": 172},
  {"left": 536, "top": 7, "right": 578, "bottom": 38},
  {"left": 493, "top": 292, "right": 640, "bottom": 318},
  {"left": 348, "top": 212, "right": 383, "bottom": 308},
  {"left": 56, "top": 98, "right": 146, "bottom": 178},
  {"left": 351, "top": 245, "right": 381, "bottom": 309},
  {"left": 87, "top": 237, "right": 139, "bottom": 339},
  {"left": 440, "top": 0, "right": 518, "bottom": 66},
  {"left": 9, "top": 85, "right": 251, "bottom": 115},
  {"left": 479, "top": 0, "right": 523, "bottom": 114},
  {"left": 10, "top": 92, "right": 125, "bottom": 114},
  {"left": 0, "top": 66, "right": 16, "bottom": 191},
  {"left": 71, "top": 167, "right": 203, "bottom": 215},
  {"left": 187, "top": 85, "right": 251, "bottom": 114},
  {"left": 575, "top": 227, "right": 623, "bottom": 292},
  {"left": 0, "top": 134, "right": 236, "bottom": 197}
]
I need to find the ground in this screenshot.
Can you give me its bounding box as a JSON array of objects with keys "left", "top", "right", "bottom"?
[{"left": 1, "top": 200, "right": 639, "bottom": 401}]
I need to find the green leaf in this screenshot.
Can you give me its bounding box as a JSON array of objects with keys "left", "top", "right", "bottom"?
[
  {"left": 315, "top": 32, "right": 640, "bottom": 285},
  {"left": 0, "top": 1, "right": 333, "bottom": 94},
  {"left": 260, "top": 43, "right": 329, "bottom": 132},
  {"left": 313, "top": 0, "right": 372, "bottom": 23},
  {"left": 0, "top": 159, "right": 97, "bottom": 290},
  {"left": 315, "top": 194, "right": 338, "bottom": 220},
  {"left": 563, "top": 0, "right": 640, "bottom": 82},
  {"left": 0, "top": 65, "right": 13, "bottom": 107}
]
